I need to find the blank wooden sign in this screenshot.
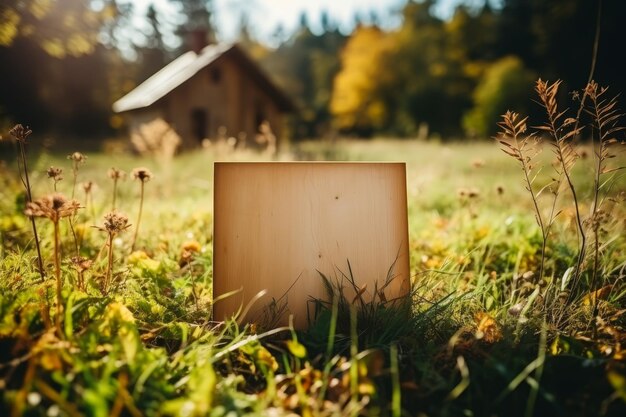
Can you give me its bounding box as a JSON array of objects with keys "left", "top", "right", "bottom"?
[{"left": 213, "top": 162, "right": 410, "bottom": 328}]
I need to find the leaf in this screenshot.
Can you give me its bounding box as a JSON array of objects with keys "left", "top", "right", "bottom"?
[
  {"left": 561, "top": 267, "right": 574, "bottom": 292},
  {"left": 608, "top": 371, "right": 626, "bottom": 402},
  {"left": 286, "top": 339, "right": 308, "bottom": 358}
]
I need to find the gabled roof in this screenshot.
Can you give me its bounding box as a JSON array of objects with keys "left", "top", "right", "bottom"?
[{"left": 113, "top": 43, "right": 293, "bottom": 113}]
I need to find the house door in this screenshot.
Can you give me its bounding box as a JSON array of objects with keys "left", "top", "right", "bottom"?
[{"left": 191, "top": 108, "right": 208, "bottom": 142}]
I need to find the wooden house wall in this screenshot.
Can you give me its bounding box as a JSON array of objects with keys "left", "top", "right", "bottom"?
[{"left": 153, "top": 55, "right": 284, "bottom": 149}]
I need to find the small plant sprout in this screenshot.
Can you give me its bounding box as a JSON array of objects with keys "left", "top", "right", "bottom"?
[
  {"left": 130, "top": 167, "right": 152, "bottom": 252},
  {"left": 46, "top": 166, "right": 63, "bottom": 191},
  {"left": 8, "top": 124, "right": 45, "bottom": 281},
  {"left": 96, "top": 212, "right": 130, "bottom": 294},
  {"left": 107, "top": 167, "right": 126, "bottom": 211},
  {"left": 67, "top": 151, "right": 87, "bottom": 199},
  {"left": 25, "top": 194, "right": 81, "bottom": 336}
]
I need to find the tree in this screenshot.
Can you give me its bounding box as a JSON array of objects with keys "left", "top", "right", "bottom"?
[
  {"left": 0, "top": 0, "right": 133, "bottom": 134},
  {"left": 330, "top": 26, "right": 391, "bottom": 134},
  {"left": 168, "top": 0, "right": 216, "bottom": 51},
  {"left": 463, "top": 56, "right": 535, "bottom": 137},
  {"left": 260, "top": 12, "right": 347, "bottom": 138},
  {"left": 0, "top": 0, "right": 122, "bottom": 57}
]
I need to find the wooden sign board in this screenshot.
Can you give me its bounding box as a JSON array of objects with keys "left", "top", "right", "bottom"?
[{"left": 213, "top": 162, "right": 410, "bottom": 328}]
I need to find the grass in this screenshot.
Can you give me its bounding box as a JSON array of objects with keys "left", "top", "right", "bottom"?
[{"left": 1, "top": 135, "right": 625, "bottom": 417}]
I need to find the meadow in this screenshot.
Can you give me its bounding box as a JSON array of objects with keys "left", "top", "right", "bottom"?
[{"left": 1, "top": 130, "right": 625, "bottom": 416}]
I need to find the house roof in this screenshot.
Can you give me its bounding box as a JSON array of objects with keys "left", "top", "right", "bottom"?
[{"left": 112, "top": 43, "right": 293, "bottom": 113}]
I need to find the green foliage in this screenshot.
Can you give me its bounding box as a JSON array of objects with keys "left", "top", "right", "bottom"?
[
  {"left": 463, "top": 56, "right": 536, "bottom": 137},
  {"left": 1, "top": 136, "right": 625, "bottom": 416}
]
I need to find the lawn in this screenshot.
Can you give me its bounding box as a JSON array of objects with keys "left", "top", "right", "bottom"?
[{"left": 1, "top": 137, "right": 625, "bottom": 416}]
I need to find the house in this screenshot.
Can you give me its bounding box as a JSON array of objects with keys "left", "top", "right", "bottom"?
[{"left": 112, "top": 42, "right": 293, "bottom": 152}]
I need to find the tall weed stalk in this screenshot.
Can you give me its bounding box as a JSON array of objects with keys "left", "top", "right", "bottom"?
[
  {"left": 8, "top": 125, "right": 45, "bottom": 281},
  {"left": 499, "top": 79, "right": 625, "bottom": 332}
]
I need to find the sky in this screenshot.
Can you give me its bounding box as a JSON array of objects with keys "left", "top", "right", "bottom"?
[{"left": 121, "top": 0, "right": 490, "bottom": 49}]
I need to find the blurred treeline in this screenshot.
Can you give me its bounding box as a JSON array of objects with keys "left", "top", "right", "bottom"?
[{"left": 1, "top": 0, "right": 624, "bottom": 140}]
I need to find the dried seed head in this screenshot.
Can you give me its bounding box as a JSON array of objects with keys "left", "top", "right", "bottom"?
[
  {"left": 585, "top": 81, "right": 598, "bottom": 100},
  {"left": 467, "top": 188, "right": 480, "bottom": 199},
  {"left": 67, "top": 152, "right": 87, "bottom": 164},
  {"left": 496, "top": 185, "right": 504, "bottom": 195},
  {"left": 47, "top": 166, "right": 63, "bottom": 182},
  {"left": 107, "top": 167, "right": 126, "bottom": 181},
  {"left": 9, "top": 124, "right": 33, "bottom": 142},
  {"left": 25, "top": 194, "right": 81, "bottom": 222},
  {"left": 70, "top": 256, "right": 93, "bottom": 272},
  {"left": 101, "top": 212, "right": 131, "bottom": 234},
  {"left": 132, "top": 167, "right": 153, "bottom": 183},
  {"left": 82, "top": 181, "right": 95, "bottom": 194}
]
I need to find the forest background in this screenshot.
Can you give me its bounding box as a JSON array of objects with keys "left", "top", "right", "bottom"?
[{"left": 1, "top": 0, "right": 625, "bottom": 142}]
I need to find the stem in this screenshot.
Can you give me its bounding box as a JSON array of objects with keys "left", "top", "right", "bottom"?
[
  {"left": 131, "top": 182, "right": 145, "bottom": 252},
  {"left": 112, "top": 179, "right": 118, "bottom": 211},
  {"left": 514, "top": 134, "right": 547, "bottom": 280},
  {"left": 71, "top": 164, "right": 77, "bottom": 199},
  {"left": 54, "top": 220, "right": 63, "bottom": 337},
  {"left": 18, "top": 141, "right": 45, "bottom": 281},
  {"left": 545, "top": 105, "right": 587, "bottom": 283},
  {"left": 68, "top": 216, "right": 80, "bottom": 257},
  {"left": 105, "top": 233, "right": 114, "bottom": 294}
]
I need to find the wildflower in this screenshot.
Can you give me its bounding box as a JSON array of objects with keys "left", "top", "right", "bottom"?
[
  {"left": 97, "top": 212, "right": 131, "bottom": 294},
  {"left": 47, "top": 166, "right": 63, "bottom": 182},
  {"left": 82, "top": 181, "right": 95, "bottom": 194},
  {"left": 107, "top": 167, "right": 126, "bottom": 181},
  {"left": 67, "top": 151, "right": 87, "bottom": 201},
  {"left": 131, "top": 168, "right": 152, "bottom": 251},
  {"left": 25, "top": 194, "right": 81, "bottom": 223},
  {"left": 26, "top": 193, "right": 80, "bottom": 337},
  {"left": 9, "top": 124, "right": 32, "bottom": 142},
  {"left": 9, "top": 124, "right": 45, "bottom": 281},
  {"left": 47, "top": 166, "right": 63, "bottom": 191},
  {"left": 132, "top": 167, "right": 153, "bottom": 183},
  {"left": 496, "top": 185, "right": 504, "bottom": 195},
  {"left": 70, "top": 255, "right": 93, "bottom": 291},
  {"left": 98, "top": 212, "right": 131, "bottom": 235},
  {"left": 467, "top": 188, "right": 480, "bottom": 199},
  {"left": 180, "top": 240, "right": 202, "bottom": 267},
  {"left": 70, "top": 256, "right": 93, "bottom": 273},
  {"left": 67, "top": 152, "right": 87, "bottom": 164},
  {"left": 108, "top": 168, "right": 126, "bottom": 211}
]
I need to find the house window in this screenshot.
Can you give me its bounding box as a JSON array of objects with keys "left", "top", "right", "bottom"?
[{"left": 191, "top": 108, "right": 208, "bottom": 142}]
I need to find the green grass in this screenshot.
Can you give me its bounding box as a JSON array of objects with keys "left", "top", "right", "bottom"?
[{"left": 1, "top": 139, "right": 625, "bottom": 417}]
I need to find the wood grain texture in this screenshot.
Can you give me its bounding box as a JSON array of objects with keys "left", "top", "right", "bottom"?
[{"left": 213, "top": 162, "right": 410, "bottom": 328}]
